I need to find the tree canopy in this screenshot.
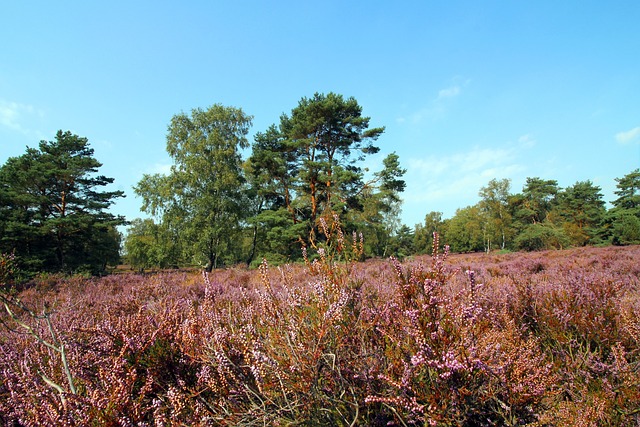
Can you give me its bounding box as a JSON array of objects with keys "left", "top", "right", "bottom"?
[
  {"left": 0, "top": 130, "right": 125, "bottom": 274},
  {"left": 249, "top": 92, "right": 386, "bottom": 248},
  {"left": 3, "top": 98, "right": 638, "bottom": 278},
  {"left": 135, "top": 104, "right": 253, "bottom": 271},
  {"left": 421, "top": 172, "right": 640, "bottom": 253}
]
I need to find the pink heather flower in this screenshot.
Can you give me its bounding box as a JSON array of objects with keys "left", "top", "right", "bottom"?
[{"left": 411, "top": 353, "right": 427, "bottom": 367}]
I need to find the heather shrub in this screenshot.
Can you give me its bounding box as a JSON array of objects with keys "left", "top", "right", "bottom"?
[
  {"left": 175, "top": 214, "right": 378, "bottom": 425},
  {"left": 475, "top": 246, "right": 640, "bottom": 426},
  {"left": 365, "top": 236, "right": 556, "bottom": 426},
  {"left": 1, "top": 244, "right": 639, "bottom": 425}
]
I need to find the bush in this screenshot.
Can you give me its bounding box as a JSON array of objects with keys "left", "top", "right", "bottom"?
[
  {"left": 1, "top": 241, "right": 639, "bottom": 425},
  {"left": 514, "top": 222, "right": 570, "bottom": 251},
  {"left": 611, "top": 212, "right": 640, "bottom": 245}
]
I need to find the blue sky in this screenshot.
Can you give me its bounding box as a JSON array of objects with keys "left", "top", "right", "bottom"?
[{"left": 1, "top": 1, "right": 639, "bottom": 228}]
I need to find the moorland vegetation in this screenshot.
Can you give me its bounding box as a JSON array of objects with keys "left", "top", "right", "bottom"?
[{"left": 1, "top": 228, "right": 639, "bottom": 425}]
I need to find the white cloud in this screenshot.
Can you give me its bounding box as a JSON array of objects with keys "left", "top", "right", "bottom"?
[
  {"left": 148, "top": 163, "right": 173, "bottom": 175},
  {"left": 0, "top": 99, "right": 45, "bottom": 139},
  {"left": 398, "top": 104, "right": 445, "bottom": 124},
  {"left": 437, "top": 85, "right": 461, "bottom": 100},
  {"left": 407, "top": 146, "right": 516, "bottom": 179},
  {"left": 0, "top": 101, "right": 27, "bottom": 131},
  {"left": 402, "top": 144, "right": 527, "bottom": 212},
  {"left": 518, "top": 134, "right": 536, "bottom": 148},
  {"left": 615, "top": 126, "right": 640, "bottom": 144},
  {"left": 396, "top": 78, "right": 469, "bottom": 124}
]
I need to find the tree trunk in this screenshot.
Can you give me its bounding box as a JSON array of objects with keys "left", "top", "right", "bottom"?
[
  {"left": 205, "top": 238, "right": 215, "bottom": 272},
  {"left": 247, "top": 224, "right": 258, "bottom": 267}
]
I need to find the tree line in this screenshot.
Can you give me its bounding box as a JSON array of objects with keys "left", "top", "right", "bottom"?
[
  {"left": 1, "top": 92, "right": 638, "bottom": 276},
  {"left": 128, "top": 93, "right": 405, "bottom": 272},
  {"left": 411, "top": 172, "right": 640, "bottom": 256}
]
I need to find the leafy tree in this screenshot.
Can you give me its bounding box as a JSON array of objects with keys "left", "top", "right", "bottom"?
[
  {"left": 386, "top": 224, "right": 414, "bottom": 259},
  {"left": 478, "top": 178, "right": 513, "bottom": 251},
  {"left": 249, "top": 125, "right": 299, "bottom": 223},
  {"left": 374, "top": 152, "right": 407, "bottom": 230},
  {"left": 612, "top": 168, "right": 640, "bottom": 211},
  {"left": 443, "top": 205, "right": 484, "bottom": 253},
  {"left": 123, "top": 218, "right": 183, "bottom": 272},
  {"left": 414, "top": 211, "right": 443, "bottom": 254},
  {"left": 602, "top": 169, "right": 640, "bottom": 245},
  {"left": 276, "top": 92, "right": 384, "bottom": 245},
  {"left": 135, "top": 105, "right": 252, "bottom": 271},
  {"left": 554, "top": 180, "right": 606, "bottom": 246},
  {"left": 0, "top": 131, "right": 125, "bottom": 275},
  {"left": 347, "top": 152, "right": 406, "bottom": 257},
  {"left": 244, "top": 126, "right": 304, "bottom": 264},
  {"left": 516, "top": 177, "right": 560, "bottom": 224},
  {"left": 513, "top": 222, "right": 569, "bottom": 251},
  {"left": 247, "top": 92, "right": 391, "bottom": 260},
  {"left": 609, "top": 212, "right": 640, "bottom": 245}
]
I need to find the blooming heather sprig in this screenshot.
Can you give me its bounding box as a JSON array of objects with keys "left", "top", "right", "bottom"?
[
  {"left": 202, "top": 270, "right": 218, "bottom": 304},
  {"left": 332, "top": 213, "right": 345, "bottom": 253},
  {"left": 364, "top": 394, "right": 425, "bottom": 419},
  {"left": 351, "top": 231, "right": 364, "bottom": 262},
  {"left": 319, "top": 216, "right": 330, "bottom": 240},
  {"left": 461, "top": 270, "right": 483, "bottom": 323}
]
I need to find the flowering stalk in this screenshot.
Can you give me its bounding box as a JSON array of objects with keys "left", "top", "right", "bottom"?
[{"left": 0, "top": 253, "right": 77, "bottom": 404}]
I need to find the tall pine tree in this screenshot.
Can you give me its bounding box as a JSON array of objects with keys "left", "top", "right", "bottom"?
[{"left": 0, "top": 131, "right": 125, "bottom": 274}]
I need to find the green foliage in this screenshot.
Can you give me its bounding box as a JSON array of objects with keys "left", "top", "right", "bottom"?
[
  {"left": 414, "top": 211, "right": 445, "bottom": 256},
  {"left": 249, "top": 92, "right": 388, "bottom": 251},
  {"left": 346, "top": 152, "right": 407, "bottom": 258},
  {"left": 129, "top": 95, "right": 406, "bottom": 268},
  {"left": 0, "top": 131, "right": 125, "bottom": 276},
  {"left": 443, "top": 205, "right": 485, "bottom": 253},
  {"left": 124, "top": 218, "right": 183, "bottom": 271},
  {"left": 478, "top": 178, "right": 513, "bottom": 251},
  {"left": 610, "top": 211, "right": 640, "bottom": 245},
  {"left": 602, "top": 169, "right": 640, "bottom": 246},
  {"left": 135, "top": 104, "right": 253, "bottom": 271},
  {"left": 441, "top": 172, "right": 637, "bottom": 254},
  {"left": 0, "top": 252, "right": 17, "bottom": 287},
  {"left": 385, "top": 224, "right": 415, "bottom": 259},
  {"left": 554, "top": 180, "right": 606, "bottom": 246},
  {"left": 513, "top": 177, "right": 560, "bottom": 225},
  {"left": 612, "top": 168, "right": 640, "bottom": 210},
  {"left": 514, "top": 222, "right": 570, "bottom": 251}
]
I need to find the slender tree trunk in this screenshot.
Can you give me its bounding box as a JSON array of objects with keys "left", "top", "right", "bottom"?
[
  {"left": 310, "top": 179, "right": 317, "bottom": 224},
  {"left": 206, "top": 238, "right": 215, "bottom": 272},
  {"left": 325, "top": 153, "right": 333, "bottom": 212},
  {"left": 246, "top": 200, "right": 263, "bottom": 266},
  {"left": 309, "top": 141, "right": 318, "bottom": 243},
  {"left": 283, "top": 184, "right": 297, "bottom": 224}
]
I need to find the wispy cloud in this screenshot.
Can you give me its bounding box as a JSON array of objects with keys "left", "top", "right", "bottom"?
[
  {"left": 408, "top": 146, "right": 516, "bottom": 178},
  {"left": 436, "top": 85, "right": 461, "bottom": 100},
  {"left": 0, "top": 99, "right": 45, "bottom": 139},
  {"left": 402, "top": 143, "right": 528, "bottom": 212},
  {"left": 615, "top": 126, "right": 640, "bottom": 144},
  {"left": 397, "top": 78, "right": 469, "bottom": 124},
  {"left": 148, "top": 162, "right": 173, "bottom": 175},
  {"left": 518, "top": 134, "right": 536, "bottom": 148}
]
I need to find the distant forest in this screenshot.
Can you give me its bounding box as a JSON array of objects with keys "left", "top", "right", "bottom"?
[{"left": 1, "top": 93, "right": 638, "bottom": 276}]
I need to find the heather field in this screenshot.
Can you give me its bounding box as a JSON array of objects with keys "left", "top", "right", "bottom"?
[{"left": 1, "top": 239, "right": 639, "bottom": 426}]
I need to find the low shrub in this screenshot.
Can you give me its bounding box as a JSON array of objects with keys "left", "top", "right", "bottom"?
[{"left": 1, "top": 237, "right": 639, "bottom": 425}]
